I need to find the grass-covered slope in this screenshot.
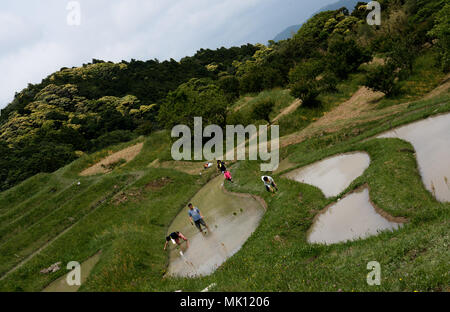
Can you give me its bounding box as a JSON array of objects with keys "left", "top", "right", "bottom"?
[
  {"left": 0, "top": 83, "right": 448, "bottom": 291},
  {"left": 0, "top": 0, "right": 448, "bottom": 291}
]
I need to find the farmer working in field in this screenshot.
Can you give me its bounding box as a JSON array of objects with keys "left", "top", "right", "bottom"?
[
  {"left": 164, "top": 231, "right": 189, "bottom": 250},
  {"left": 224, "top": 170, "right": 233, "bottom": 183},
  {"left": 261, "top": 175, "right": 278, "bottom": 193},
  {"left": 217, "top": 160, "right": 227, "bottom": 173},
  {"left": 188, "top": 203, "right": 211, "bottom": 234}
]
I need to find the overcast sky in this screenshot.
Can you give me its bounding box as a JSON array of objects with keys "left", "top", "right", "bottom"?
[{"left": 0, "top": 0, "right": 338, "bottom": 109}]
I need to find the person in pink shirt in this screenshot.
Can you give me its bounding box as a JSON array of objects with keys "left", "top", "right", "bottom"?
[{"left": 224, "top": 170, "right": 233, "bottom": 183}]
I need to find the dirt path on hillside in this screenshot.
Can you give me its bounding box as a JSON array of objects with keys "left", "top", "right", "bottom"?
[
  {"left": 279, "top": 87, "right": 385, "bottom": 147},
  {"left": 232, "top": 97, "right": 253, "bottom": 112},
  {"left": 272, "top": 99, "right": 302, "bottom": 123},
  {"left": 307, "top": 87, "right": 384, "bottom": 129},
  {"left": 278, "top": 76, "right": 450, "bottom": 149},
  {"left": 80, "top": 143, "right": 144, "bottom": 176},
  {"left": 422, "top": 74, "right": 450, "bottom": 100}
]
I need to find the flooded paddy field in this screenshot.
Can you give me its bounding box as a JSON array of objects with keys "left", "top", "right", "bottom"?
[
  {"left": 377, "top": 113, "right": 450, "bottom": 202},
  {"left": 307, "top": 187, "right": 404, "bottom": 245},
  {"left": 166, "top": 176, "right": 265, "bottom": 277},
  {"left": 283, "top": 152, "right": 371, "bottom": 198}
]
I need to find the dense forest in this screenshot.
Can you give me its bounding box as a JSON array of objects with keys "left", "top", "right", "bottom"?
[{"left": 0, "top": 0, "right": 448, "bottom": 191}]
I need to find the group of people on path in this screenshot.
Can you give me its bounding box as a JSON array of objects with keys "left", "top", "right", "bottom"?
[{"left": 164, "top": 160, "right": 279, "bottom": 251}]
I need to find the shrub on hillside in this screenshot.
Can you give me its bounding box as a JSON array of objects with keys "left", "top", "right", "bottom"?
[
  {"left": 251, "top": 98, "right": 275, "bottom": 123},
  {"left": 326, "top": 36, "right": 371, "bottom": 79},
  {"left": 290, "top": 80, "right": 321, "bottom": 108},
  {"left": 238, "top": 66, "right": 284, "bottom": 94},
  {"left": 135, "top": 121, "right": 154, "bottom": 135},
  {"left": 226, "top": 110, "right": 252, "bottom": 127},
  {"left": 218, "top": 75, "right": 240, "bottom": 103},
  {"left": 158, "top": 78, "right": 228, "bottom": 129},
  {"left": 288, "top": 59, "right": 324, "bottom": 83},
  {"left": 320, "top": 72, "right": 339, "bottom": 93},
  {"left": 364, "top": 63, "right": 400, "bottom": 97},
  {"left": 89, "top": 130, "right": 137, "bottom": 152},
  {"left": 428, "top": 3, "right": 450, "bottom": 72},
  {"left": 288, "top": 60, "right": 338, "bottom": 107},
  {"left": 388, "top": 36, "right": 419, "bottom": 79}
]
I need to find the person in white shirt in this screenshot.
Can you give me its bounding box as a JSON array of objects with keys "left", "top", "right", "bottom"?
[{"left": 261, "top": 176, "right": 278, "bottom": 193}]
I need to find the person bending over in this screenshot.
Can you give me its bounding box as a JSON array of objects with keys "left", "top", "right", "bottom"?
[
  {"left": 164, "top": 231, "right": 189, "bottom": 250},
  {"left": 217, "top": 160, "right": 227, "bottom": 173},
  {"left": 224, "top": 170, "right": 233, "bottom": 183},
  {"left": 261, "top": 175, "right": 278, "bottom": 193}
]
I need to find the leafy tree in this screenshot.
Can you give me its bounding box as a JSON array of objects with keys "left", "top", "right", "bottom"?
[
  {"left": 0, "top": 141, "right": 12, "bottom": 191},
  {"left": 320, "top": 72, "right": 339, "bottom": 93},
  {"left": 158, "top": 78, "right": 228, "bottom": 129},
  {"left": 364, "top": 62, "right": 400, "bottom": 97},
  {"left": 387, "top": 36, "right": 418, "bottom": 78},
  {"left": 333, "top": 16, "right": 361, "bottom": 35},
  {"left": 251, "top": 99, "right": 275, "bottom": 123},
  {"left": 288, "top": 59, "right": 324, "bottom": 83},
  {"left": 239, "top": 66, "right": 283, "bottom": 94},
  {"left": 428, "top": 3, "right": 450, "bottom": 72},
  {"left": 290, "top": 80, "right": 321, "bottom": 107},
  {"left": 326, "top": 36, "right": 371, "bottom": 79},
  {"left": 351, "top": 2, "right": 369, "bottom": 20},
  {"left": 289, "top": 59, "right": 338, "bottom": 107},
  {"left": 218, "top": 75, "right": 240, "bottom": 103}
]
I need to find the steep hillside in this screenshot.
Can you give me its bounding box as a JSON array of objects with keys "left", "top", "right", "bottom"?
[
  {"left": 0, "top": 80, "right": 448, "bottom": 291},
  {"left": 0, "top": 0, "right": 447, "bottom": 192},
  {"left": 273, "top": 0, "right": 360, "bottom": 41}
]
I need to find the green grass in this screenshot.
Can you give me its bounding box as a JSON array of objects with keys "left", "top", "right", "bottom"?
[
  {"left": 228, "top": 88, "right": 296, "bottom": 123},
  {"left": 0, "top": 174, "right": 52, "bottom": 213},
  {"left": 0, "top": 84, "right": 448, "bottom": 292},
  {"left": 276, "top": 50, "right": 447, "bottom": 137}
]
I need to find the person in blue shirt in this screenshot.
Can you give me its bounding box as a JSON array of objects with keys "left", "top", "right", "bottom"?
[{"left": 188, "top": 203, "right": 211, "bottom": 233}]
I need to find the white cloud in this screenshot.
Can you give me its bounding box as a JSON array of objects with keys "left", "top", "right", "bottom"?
[
  {"left": 0, "top": 41, "right": 74, "bottom": 104},
  {"left": 0, "top": 0, "right": 334, "bottom": 109}
]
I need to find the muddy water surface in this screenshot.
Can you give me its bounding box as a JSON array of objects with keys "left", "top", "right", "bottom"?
[
  {"left": 283, "top": 152, "right": 370, "bottom": 198},
  {"left": 167, "top": 176, "right": 265, "bottom": 277},
  {"left": 377, "top": 113, "right": 450, "bottom": 202},
  {"left": 308, "top": 187, "right": 403, "bottom": 244}
]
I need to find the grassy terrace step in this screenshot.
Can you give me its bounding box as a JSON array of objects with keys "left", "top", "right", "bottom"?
[
  {"left": 0, "top": 182, "right": 64, "bottom": 224},
  {"left": 0, "top": 173, "right": 136, "bottom": 277},
  {"left": 0, "top": 174, "right": 52, "bottom": 213},
  {"left": 0, "top": 177, "right": 71, "bottom": 221},
  {"left": 0, "top": 178, "right": 92, "bottom": 239},
  {"left": 0, "top": 168, "right": 202, "bottom": 291}
]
